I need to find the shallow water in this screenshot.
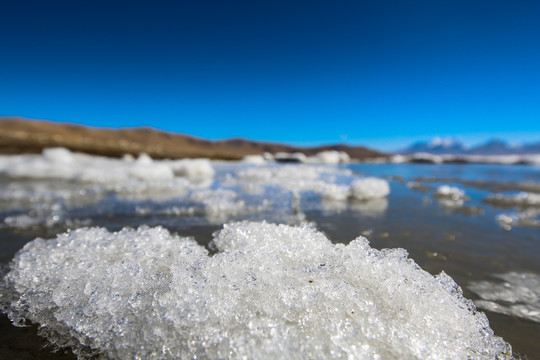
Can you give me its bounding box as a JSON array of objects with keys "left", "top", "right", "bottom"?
[{"left": 0, "top": 158, "right": 539, "bottom": 358}]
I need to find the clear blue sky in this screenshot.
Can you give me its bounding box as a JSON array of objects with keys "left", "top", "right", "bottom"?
[{"left": 1, "top": 0, "right": 539, "bottom": 151}]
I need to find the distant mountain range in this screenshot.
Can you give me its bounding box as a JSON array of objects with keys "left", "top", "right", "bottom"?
[
  {"left": 399, "top": 137, "right": 540, "bottom": 155},
  {"left": 0, "top": 117, "right": 386, "bottom": 161}
]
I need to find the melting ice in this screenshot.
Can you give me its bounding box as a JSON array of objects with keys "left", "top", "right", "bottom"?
[
  {"left": 1, "top": 222, "right": 511, "bottom": 359},
  {"left": 484, "top": 192, "right": 540, "bottom": 208},
  {"left": 469, "top": 272, "right": 540, "bottom": 324},
  {"left": 0, "top": 148, "right": 392, "bottom": 230}
]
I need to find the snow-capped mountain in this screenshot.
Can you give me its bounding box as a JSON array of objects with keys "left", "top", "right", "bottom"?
[
  {"left": 467, "top": 139, "right": 514, "bottom": 155},
  {"left": 400, "top": 137, "right": 468, "bottom": 155}
]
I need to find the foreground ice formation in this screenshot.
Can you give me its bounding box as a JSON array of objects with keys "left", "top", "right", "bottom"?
[
  {"left": 1, "top": 222, "right": 511, "bottom": 359},
  {"left": 469, "top": 272, "right": 540, "bottom": 324}
]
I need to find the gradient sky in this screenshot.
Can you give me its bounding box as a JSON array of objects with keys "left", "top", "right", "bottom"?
[{"left": 1, "top": 0, "right": 539, "bottom": 151}]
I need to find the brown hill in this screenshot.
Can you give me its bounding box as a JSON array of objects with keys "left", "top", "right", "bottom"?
[{"left": 0, "top": 117, "right": 387, "bottom": 160}]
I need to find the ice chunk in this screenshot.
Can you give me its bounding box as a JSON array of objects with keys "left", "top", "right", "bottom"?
[
  {"left": 233, "top": 165, "right": 390, "bottom": 216},
  {"left": 273, "top": 152, "right": 307, "bottom": 163},
  {"left": 234, "top": 166, "right": 389, "bottom": 215},
  {"left": 350, "top": 177, "right": 390, "bottom": 200},
  {"left": 0, "top": 149, "right": 221, "bottom": 208},
  {"left": 0, "top": 148, "right": 175, "bottom": 183},
  {"left": 406, "top": 181, "right": 429, "bottom": 193},
  {"left": 3, "top": 210, "right": 91, "bottom": 230},
  {"left": 129, "top": 156, "right": 175, "bottom": 182},
  {"left": 1, "top": 222, "right": 511, "bottom": 359},
  {"left": 0, "top": 181, "right": 105, "bottom": 209},
  {"left": 166, "top": 158, "right": 215, "bottom": 180},
  {"left": 0, "top": 148, "right": 216, "bottom": 184},
  {"left": 42, "top": 147, "right": 75, "bottom": 163},
  {"left": 113, "top": 178, "right": 192, "bottom": 201},
  {"left": 435, "top": 185, "right": 467, "bottom": 201},
  {"left": 320, "top": 184, "right": 350, "bottom": 201},
  {"left": 434, "top": 185, "right": 469, "bottom": 209},
  {"left": 134, "top": 152, "right": 153, "bottom": 165},
  {"left": 242, "top": 155, "right": 267, "bottom": 165},
  {"left": 187, "top": 188, "right": 264, "bottom": 223},
  {"left": 236, "top": 164, "right": 353, "bottom": 195},
  {"left": 307, "top": 150, "right": 350, "bottom": 164},
  {"left": 496, "top": 209, "right": 540, "bottom": 230},
  {"left": 390, "top": 154, "right": 407, "bottom": 163},
  {"left": 485, "top": 192, "right": 540, "bottom": 208},
  {"left": 469, "top": 272, "right": 540, "bottom": 324}
]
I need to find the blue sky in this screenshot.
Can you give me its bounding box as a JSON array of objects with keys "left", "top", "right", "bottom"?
[{"left": 1, "top": 0, "right": 539, "bottom": 151}]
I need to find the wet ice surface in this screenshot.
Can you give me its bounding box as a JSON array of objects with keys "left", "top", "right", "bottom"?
[
  {"left": 0, "top": 151, "right": 391, "bottom": 232},
  {"left": 0, "top": 150, "right": 540, "bottom": 358},
  {"left": 1, "top": 223, "right": 510, "bottom": 359},
  {"left": 469, "top": 273, "right": 540, "bottom": 324}
]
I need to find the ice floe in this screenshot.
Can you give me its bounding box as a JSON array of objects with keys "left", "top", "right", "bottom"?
[
  {"left": 0, "top": 148, "right": 214, "bottom": 184},
  {"left": 496, "top": 209, "right": 540, "bottom": 230},
  {"left": 434, "top": 185, "right": 467, "bottom": 201},
  {"left": 390, "top": 153, "right": 540, "bottom": 165},
  {"left": 0, "top": 150, "right": 390, "bottom": 229},
  {"left": 241, "top": 154, "right": 268, "bottom": 165},
  {"left": 469, "top": 272, "right": 540, "bottom": 324},
  {"left": 165, "top": 158, "right": 215, "bottom": 180},
  {"left": 262, "top": 150, "right": 351, "bottom": 164},
  {"left": 484, "top": 192, "right": 540, "bottom": 208},
  {"left": 406, "top": 181, "right": 429, "bottom": 193},
  {"left": 350, "top": 177, "right": 390, "bottom": 200},
  {"left": 1, "top": 222, "right": 511, "bottom": 359},
  {"left": 235, "top": 166, "right": 389, "bottom": 202},
  {"left": 434, "top": 185, "right": 469, "bottom": 209},
  {"left": 306, "top": 150, "right": 350, "bottom": 164},
  {"left": 0, "top": 181, "right": 106, "bottom": 209}
]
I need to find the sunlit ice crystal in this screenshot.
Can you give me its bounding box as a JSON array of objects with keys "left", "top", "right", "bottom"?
[{"left": 1, "top": 222, "right": 512, "bottom": 359}]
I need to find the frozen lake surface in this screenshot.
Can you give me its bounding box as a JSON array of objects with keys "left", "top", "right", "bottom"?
[{"left": 0, "top": 149, "right": 539, "bottom": 358}]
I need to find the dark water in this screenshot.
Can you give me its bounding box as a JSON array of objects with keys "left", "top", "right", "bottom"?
[{"left": 1, "top": 162, "right": 539, "bottom": 358}]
